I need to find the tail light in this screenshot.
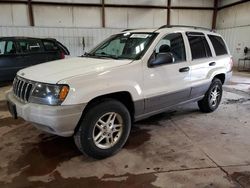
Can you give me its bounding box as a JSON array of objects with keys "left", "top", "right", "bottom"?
[
  {"left": 229, "top": 57, "right": 234, "bottom": 71},
  {"left": 60, "top": 52, "right": 65, "bottom": 59}
]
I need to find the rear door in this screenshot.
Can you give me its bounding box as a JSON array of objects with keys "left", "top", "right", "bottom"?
[
  {"left": 0, "top": 39, "right": 24, "bottom": 81},
  {"left": 207, "top": 34, "right": 231, "bottom": 73},
  {"left": 186, "top": 32, "right": 214, "bottom": 99},
  {"left": 16, "top": 39, "right": 46, "bottom": 66}
]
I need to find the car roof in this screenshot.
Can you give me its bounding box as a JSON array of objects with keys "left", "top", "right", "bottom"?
[{"left": 0, "top": 37, "right": 56, "bottom": 41}]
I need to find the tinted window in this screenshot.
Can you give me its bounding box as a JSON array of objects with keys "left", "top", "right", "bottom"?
[
  {"left": 187, "top": 33, "right": 212, "bottom": 60},
  {"left": 42, "top": 40, "right": 58, "bottom": 51},
  {"left": 155, "top": 33, "right": 186, "bottom": 63},
  {"left": 208, "top": 35, "right": 228, "bottom": 56},
  {"left": 18, "top": 39, "right": 43, "bottom": 53},
  {"left": 0, "top": 41, "right": 6, "bottom": 55},
  {"left": 1, "top": 41, "right": 16, "bottom": 54}
]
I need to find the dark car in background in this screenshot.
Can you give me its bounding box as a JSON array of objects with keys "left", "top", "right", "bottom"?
[{"left": 0, "top": 37, "right": 70, "bottom": 82}]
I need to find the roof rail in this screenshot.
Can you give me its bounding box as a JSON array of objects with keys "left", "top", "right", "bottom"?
[
  {"left": 121, "top": 29, "right": 135, "bottom": 32},
  {"left": 158, "top": 25, "right": 214, "bottom": 32}
]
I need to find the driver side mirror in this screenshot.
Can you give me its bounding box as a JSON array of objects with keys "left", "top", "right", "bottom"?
[{"left": 148, "top": 52, "right": 174, "bottom": 68}]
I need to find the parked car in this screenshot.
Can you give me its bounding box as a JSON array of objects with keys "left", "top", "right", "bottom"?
[
  {"left": 6, "top": 26, "right": 233, "bottom": 159},
  {"left": 0, "top": 37, "right": 70, "bottom": 82}
]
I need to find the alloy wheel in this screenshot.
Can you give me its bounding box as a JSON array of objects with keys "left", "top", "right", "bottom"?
[
  {"left": 92, "top": 112, "right": 123, "bottom": 149},
  {"left": 209, "top": 85, "right": 221, "bottom": 107}
]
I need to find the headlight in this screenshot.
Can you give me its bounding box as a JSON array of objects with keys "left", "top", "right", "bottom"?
[{"left": 29, "top": 83, "right": 69, "bottom": 105}]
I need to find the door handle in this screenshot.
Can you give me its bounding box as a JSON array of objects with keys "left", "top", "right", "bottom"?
[
  {"left": 209, "top": 62, "right": 216, "bottom": 66},
  {"left": 179, "top": 67, "right": 190, "bottom": 72}
]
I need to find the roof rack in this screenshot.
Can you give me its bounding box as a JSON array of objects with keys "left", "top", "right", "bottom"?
[
  {"left": 121, "top": 29, "right": 135, "bottom": 32},
  {"left": 158, "top": 25, "right": 214, "bottom": 32}
]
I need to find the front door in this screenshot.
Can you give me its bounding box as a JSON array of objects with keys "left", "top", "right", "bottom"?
[
  {"left": 0, "top": 40, "right": 24, "bottom": 81},
  {"left": 143, "top": 33, "right": 192, "bottom": 113}
]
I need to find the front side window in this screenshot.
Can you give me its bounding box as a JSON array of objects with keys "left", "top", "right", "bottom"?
[
  {"left": 0, "top": 41, "right": 16, "bottom": 55},
  {"left": 88, "top": 33, "right": 157, "bottom": 60},
  {"left": 0, "top": 41, "right": 6, "bottom": 55},
  {"left": 187, "top": 32, "right": 212, "bottom": 60},
  {"left": 18, "top": 39, "right": 43, "bottom": 53},
  {"left": 208, "top": 35, "right": 228, "bottom": 56},
  {"left": 155, "top": 33, "right": 186, "bottom": 63},
  {"left": 5, "top": 41, "right": 16, "bottom": 54}
]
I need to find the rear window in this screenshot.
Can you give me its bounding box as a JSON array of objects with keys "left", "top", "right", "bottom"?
[
  {"left": 42, "top": 40, "right": 59, "bottom": 51},
  {"left": 18, "top": 39, "right": 43, "bottom": 53},
  {"left": 208, "top": 35, "right": 228, "bottom": 56},
  {"left": 187, "top": 32, "right": 212, "bottom": 60}
]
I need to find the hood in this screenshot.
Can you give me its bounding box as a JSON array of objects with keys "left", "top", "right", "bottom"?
[{"left": 17, "top": 57, "right": 132, "bottom": 84}]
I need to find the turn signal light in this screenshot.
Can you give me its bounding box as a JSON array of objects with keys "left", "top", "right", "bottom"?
[{"left": 59, "top": 86, "right": 69, "bottom": 101}]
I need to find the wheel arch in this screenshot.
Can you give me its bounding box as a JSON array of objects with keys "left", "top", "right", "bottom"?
[
  {"left": 213, "top": 73, "right": 225, "bottom": 85},
  {"left": 74, "top": 91, "right": 135, "bottom": 134}
]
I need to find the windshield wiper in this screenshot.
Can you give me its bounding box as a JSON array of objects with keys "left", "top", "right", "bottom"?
[
  {"left": 84, "top": 52, "right": 94, "bottom": 57},
  {"left": 94, "top": 52, "right": 119, "bottom": 59}
]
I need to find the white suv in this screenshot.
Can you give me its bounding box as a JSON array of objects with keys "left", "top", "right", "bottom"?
[{"left": 6, "top": 26, "right": 233, "bottom": 159}]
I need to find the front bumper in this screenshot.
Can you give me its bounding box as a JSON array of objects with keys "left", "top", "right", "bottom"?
[{"left": 6, "top": 91, "right": 86, "bottom": 137}]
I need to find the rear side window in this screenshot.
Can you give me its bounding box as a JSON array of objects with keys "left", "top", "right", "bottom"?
[
  {"left": 18, "top": 39, "right": 43, "bottom": 53},
  {"left": 187, "top": 32, "right": 212, "bottom": 60},
  {"left": 42, "top": 40, "right": 58, "bottom": 51},
  {"left": 208, "top": 35, "right": 228, "bottom": 56}
]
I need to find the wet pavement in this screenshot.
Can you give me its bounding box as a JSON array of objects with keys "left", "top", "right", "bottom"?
[{"left": 0, "top": 72, "right": 249, "bottom": 187}]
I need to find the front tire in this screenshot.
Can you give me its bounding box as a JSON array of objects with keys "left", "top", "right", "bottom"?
[
  {"left": 198, "top": 78, "right": 223, "bottom": 113},
  {"left": 74, "top": 99, "right": 131, "bottom": 159}
]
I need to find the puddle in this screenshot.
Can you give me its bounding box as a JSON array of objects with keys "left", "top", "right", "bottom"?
[
  {"left": 0, "top": 117, "right": 25, "bottom": 126},
  {"left": 223, "top": 87, "right": 250, "bottom": 98},
  {"left": 0, "top": 170, "right": 158, "bottom": 188},
  {"left": 231, "top": 171, "right": 250, "bottom": 187},
  {"left": 0, "top": 100, "right": 8, "bottom": 111},
  {"left": 124, "top": 111, "right": 177, "bottom": 150},
  {"left": 223, "top": 98, "right": 250, "bottom": 104},
  {"left": 124, "top": 126, "right": 151, "bottom": 150},
  {"left": 0, "top": 82, "right": 12, "bottom": 88},
  {"left": 137, "top": 111, "right": 176, "bottom": 126},
  {"left": 7, "top": 135, "right": 81, "bottom": 177},
  {"left": 227, "top": 81, "right": 250, "bottom": 85}
]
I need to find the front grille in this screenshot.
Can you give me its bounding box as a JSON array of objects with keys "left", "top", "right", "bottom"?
[{"left": 13, "top": 77, "right": 33, "bottom": 102}]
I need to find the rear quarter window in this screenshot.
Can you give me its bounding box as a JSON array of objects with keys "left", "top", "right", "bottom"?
[
  {"left": 208, "top": 35, "right": 228, "bottom": 56},
  {"left": 42, "top": 40, "right": 59, "bottom": 51}
]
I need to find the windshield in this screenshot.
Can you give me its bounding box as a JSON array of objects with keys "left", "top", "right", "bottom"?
[{"left": 87, "top": 32, "right": 157, "bottom": 60}]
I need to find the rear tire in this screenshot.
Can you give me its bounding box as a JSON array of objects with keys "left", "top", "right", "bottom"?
[
  {"left": 198, "top": 78, "right": 223, "bottom": 113},
  {"left": 74, "top": 99, "right": 131, "bottom": 159}
]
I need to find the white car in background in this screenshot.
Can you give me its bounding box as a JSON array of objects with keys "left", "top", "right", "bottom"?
[{"left": 6, "top": 25, "right": 233, "bottom": 159}]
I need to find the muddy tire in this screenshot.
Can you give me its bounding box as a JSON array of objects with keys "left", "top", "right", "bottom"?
[
  {"left": 198, "top": 78, "right": 223, "bottom": 113},
  {"left": 74, "top": 99, "right": 131, "bottom": 159}
]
